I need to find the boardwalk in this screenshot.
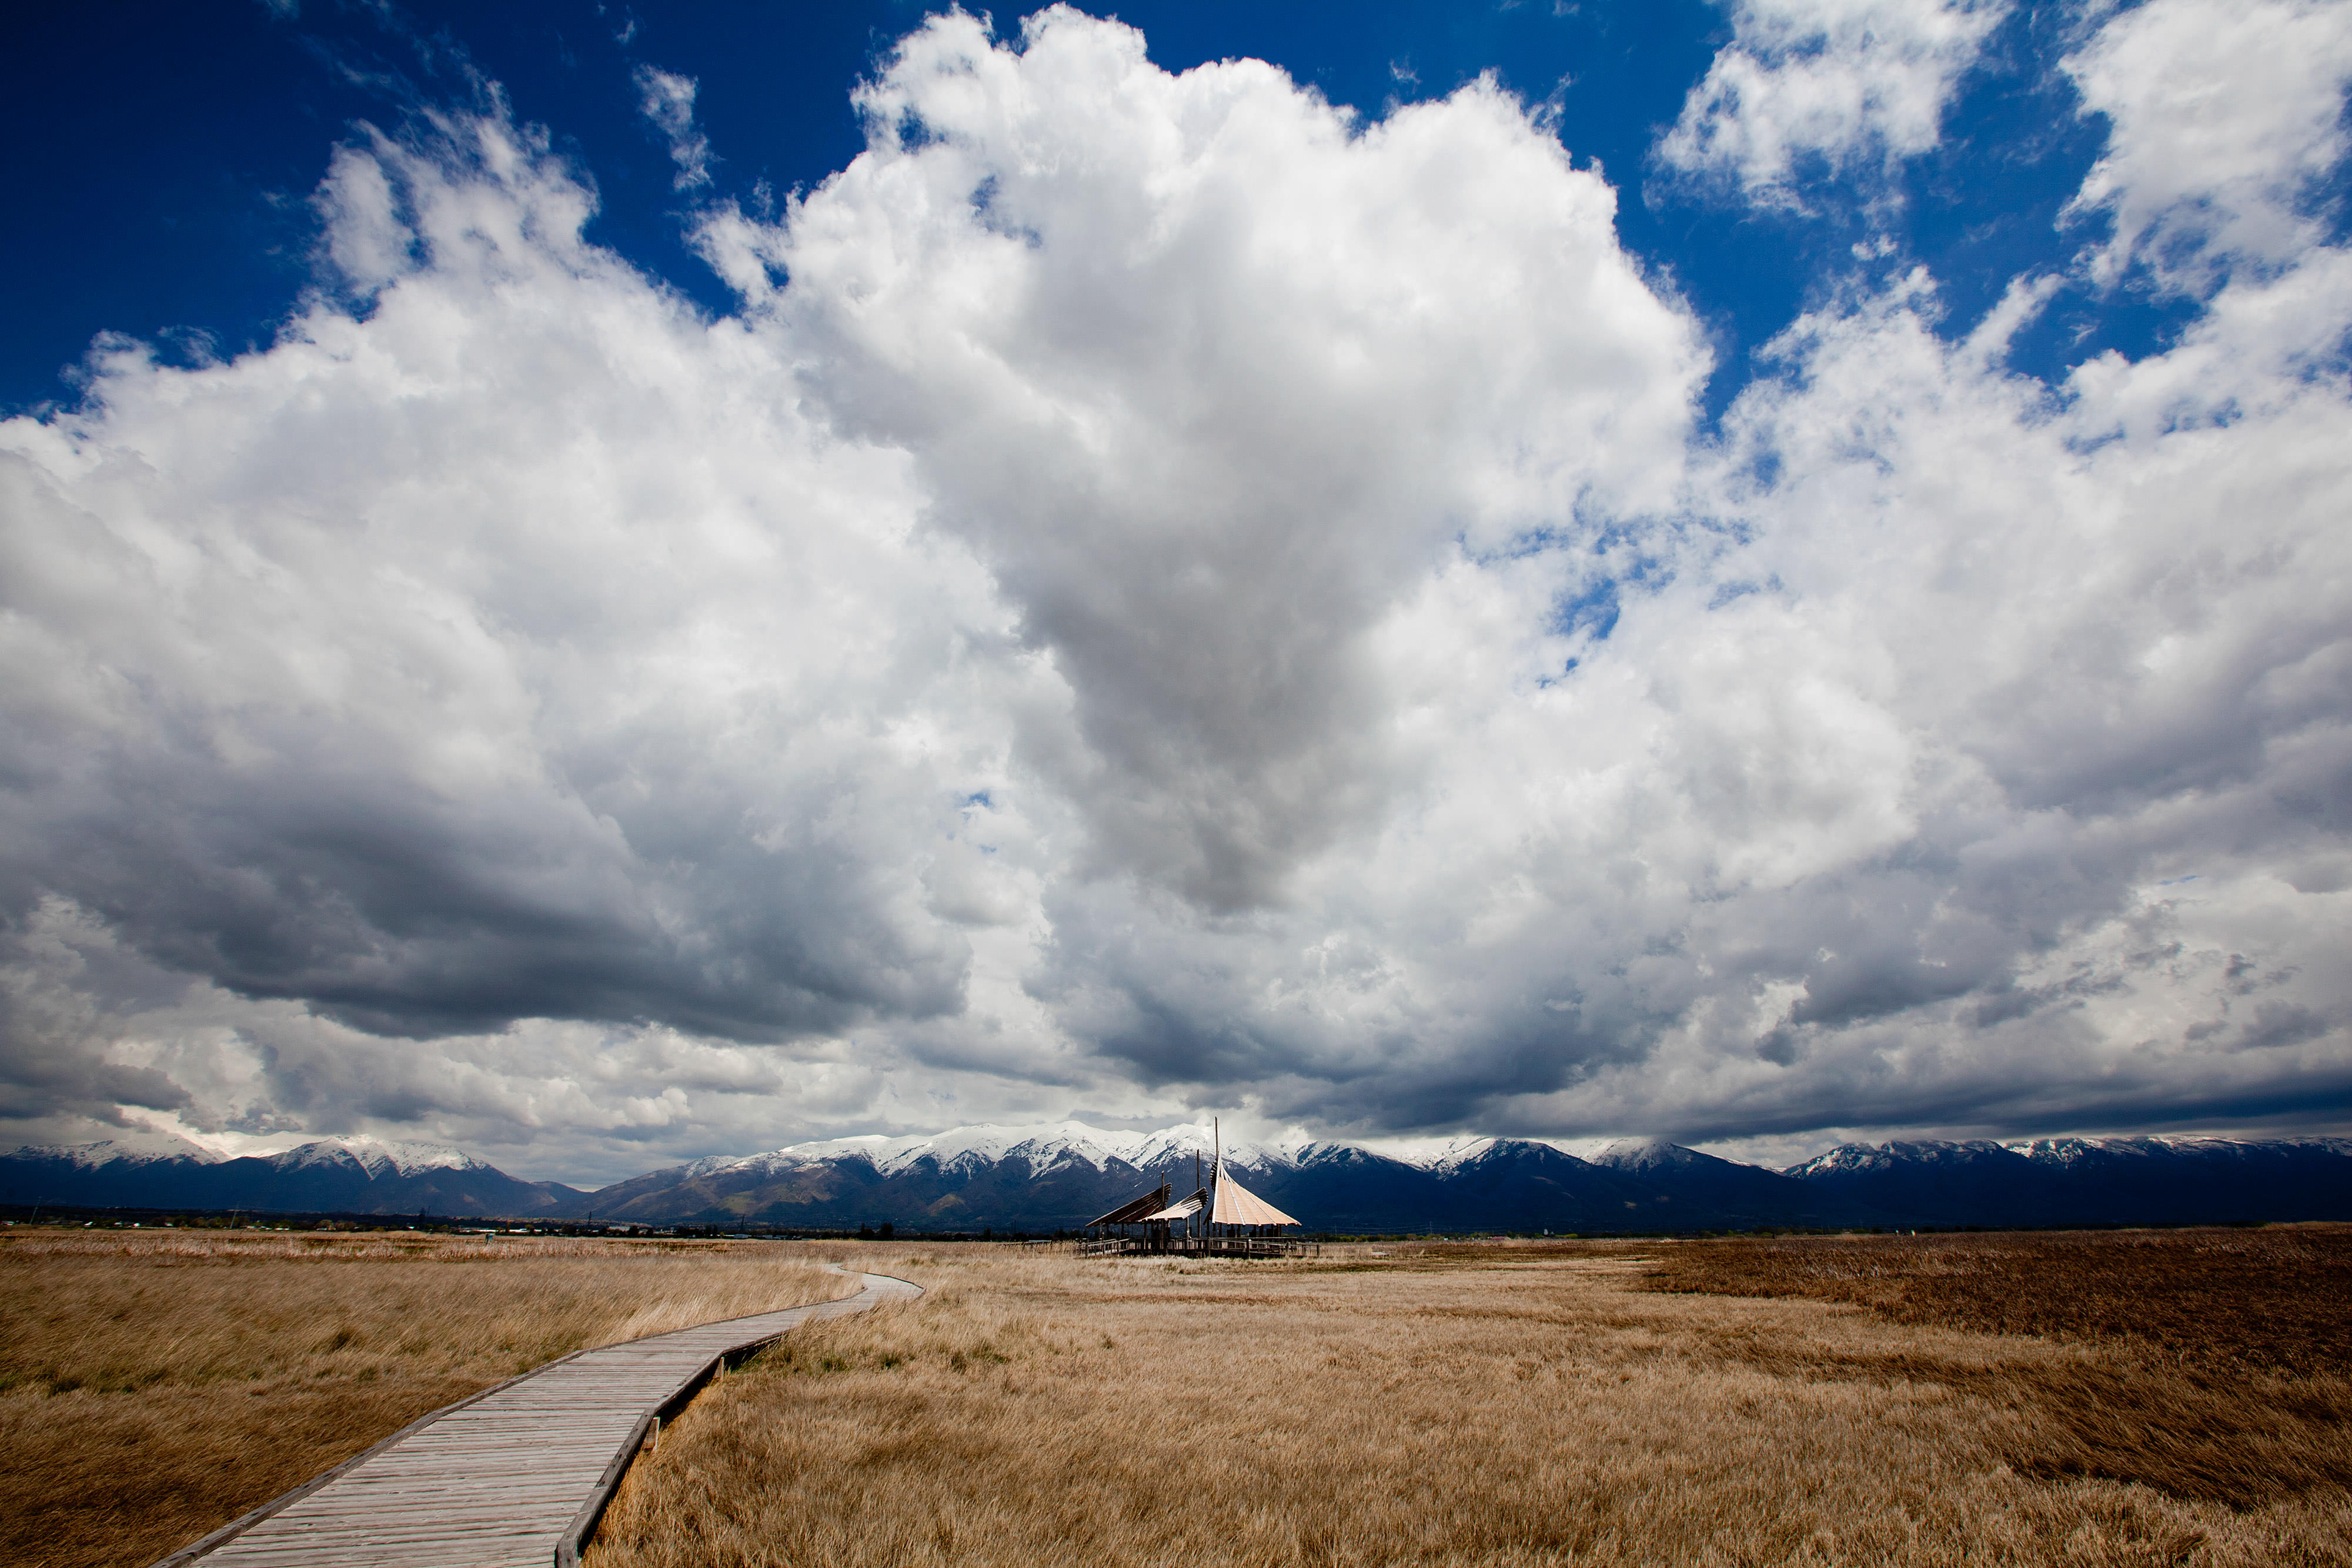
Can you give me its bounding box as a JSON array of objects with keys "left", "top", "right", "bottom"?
[{"left": 158, "top": 1269, "right": 923, "bottom": 1568}]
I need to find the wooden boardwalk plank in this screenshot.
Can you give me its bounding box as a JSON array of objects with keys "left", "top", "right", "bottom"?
[{"left": 156, "top": 1270, "right": 921, "bottom": 1568}]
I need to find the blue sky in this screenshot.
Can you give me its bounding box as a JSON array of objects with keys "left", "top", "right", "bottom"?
[
  {"left": 4, "top": 1, "right": 2351, "bottom": 1182},
  {"left": 9, "top": 1, "right": 2190, "bottom": 417}
]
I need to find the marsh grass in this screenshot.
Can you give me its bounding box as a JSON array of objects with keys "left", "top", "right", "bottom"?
[
  {"left": 0, "top": 1228, "right": 858, "bottom": 1568},
  {"left": 1635, "top": 1226, "right": 2352, "bottom": 1376},
  {"left": 1638, "top": 1226, "right": 2352, "bottom": 1507},
  {"left": 587, "top": 1238, "right": 2352, "bottom": 1567}
]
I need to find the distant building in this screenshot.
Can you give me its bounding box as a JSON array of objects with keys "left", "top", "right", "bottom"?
[{"left": 1078, "top": 1121, "right": 1307, "bottom": 1257}]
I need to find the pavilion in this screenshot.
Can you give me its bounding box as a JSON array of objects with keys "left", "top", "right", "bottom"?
[{"left": 1077, "top": 1121, "right": 1309, "bottom": 1257}]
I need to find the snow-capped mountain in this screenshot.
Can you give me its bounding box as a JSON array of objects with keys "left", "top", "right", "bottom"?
[
  {"left": 0, "top": 1135, "right": 577, "bottom": 1217},
  {"left": 1591, "top": 1136, "right": 1712, "bottom": 1173},
  {"left": 777, "top": 1121, "right": 1205, "bottom": 1176},
  {"left": 1418, "top": 1135, "right": 1506, "bottom": 1174},
  {"left": 1785, "top": 1135, "right": 2352, "bottom": 1226},
  {"left": 1583, "top": 1136, "right": 1855, "bottom": 1228},
  {"left": 8, "top": 1119, "right": 2350, "bottom": 1230},
  {"left": 689, "top": 1121, "right": 1301, "bottom": 1186},
  {"left": 263, "top": 1138, "right": 490, "bottom": 1179},
  {"left": 575, "top": 1121, "right": 2352, "bottom": 1231},
  {"left": 574, "top": 1124, "right": 1828, "bottom": 1231},
  {"left": 2015, "top": 1134, "right": 2352, "bottom": 1166},
  {"left": 574, "top": 1119, "right": 1270, "bottom": 1228},
  {"left": 1, "top": 1134, "right": 235, "bottom": 1209},
  {"left": 6, "top": 1133, "right": 225, "bottom": 1169},
  {"left": 1785, "top": 1139, "right": 2018, "bottom": 1179}
]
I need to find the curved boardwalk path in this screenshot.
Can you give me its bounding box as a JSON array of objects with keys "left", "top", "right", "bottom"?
[{"left": 157, "top": 1269, "right": 923, "bottom": 1568}]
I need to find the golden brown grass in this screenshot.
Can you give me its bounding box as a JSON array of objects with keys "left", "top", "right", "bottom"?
[
  {"left": 1635, "top": 1226, "right": 2352, "bottom": 1376},
  {"left": 587, "top": 1237, "right": 2352, "bottom": 1567},
  {"left": 0, "top": 1227, "right": 859, "bottom": 1568},
  {"left": 1636, "top": 1226, "right": 2352, "bottom": 1507}
]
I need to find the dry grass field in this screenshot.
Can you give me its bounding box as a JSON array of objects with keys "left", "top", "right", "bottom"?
[
  {"left": 1642, "top": 1226, "right": 2352, "bottom": 1508},
  {"left": 587, "top": 1230, "right": 2352, "bottom": 1567},
  {"left": 1641, "top": 1226, "right": 2352, "bottom": 1377},
  {"left": 0, "top": 1227, "right": 858, "bottom": 1568}
]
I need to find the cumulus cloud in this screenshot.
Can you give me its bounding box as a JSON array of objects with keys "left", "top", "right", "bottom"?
[
  {"left": 2064, "top": 0, "right": 2352, "bottom": 287},
  {"left": 1657, "top": 0, "right": 2009, "bottom": 199},
  {"left": 0, "top": 894, "right": 1025, "bottom": 1180},
  {"left": 2, "top": 4, "right": 2349, "bottom": 1176},
  {"left": 0, "top": 103, "right": 1101, "bottom": 1175},
  {"left": 703, "top": 14, "right": 1707, "bottom": 909}
]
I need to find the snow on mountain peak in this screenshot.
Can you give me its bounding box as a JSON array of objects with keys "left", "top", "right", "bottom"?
[
  {"left": 724, "top": 1123, "right": 1599, "bottom": 1181},
  {"left": 346, "top": 1139, "right": 486, "bottom": 1177},
  {"left": 7, "top": 1133, "right": 222, "bottom": 1169},
  {"left": 1412, "top": 1136, "right": 1497, "bottom": 1172},
  {"left": 741, "top": 1119, "right": 1302, "bottom": 1183},
  {"left": 1592, "top": 1137, "right": 1703, "bottom": 1172},
  {"left": 267, "top": 1138, "right": 486, "bottom": 1178},
  {"left": 2009, "top": 1134, "right": 2352, "bottom": 1165},
  {"left": 761, "top": 1121, "right": 1135, "bottom": 1178},
  {"left": 689, "top": 1121, "right": 2352, "bottom": 1193}
]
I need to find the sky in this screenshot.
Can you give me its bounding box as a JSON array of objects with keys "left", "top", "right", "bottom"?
[{"left": 4, "top": 0, "right": 2350, "bottom": 1185}]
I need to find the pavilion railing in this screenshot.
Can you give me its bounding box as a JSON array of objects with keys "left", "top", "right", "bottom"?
[{"left": 1037, "top": 1235, "right": 1322, "bottom": 1259}]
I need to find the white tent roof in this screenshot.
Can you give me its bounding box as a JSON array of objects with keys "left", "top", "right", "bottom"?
[
  {"left": 1142, "top": 1193, "right": 1204, "bottom": 1222},
  {"left": 1210, "top": 1161, "right": 1299, "bottom": 1227}
]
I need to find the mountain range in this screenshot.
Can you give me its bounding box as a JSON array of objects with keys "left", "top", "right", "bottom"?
[
  {"left": 8, "top": 1122, "right": 2352, "bottom": 1233},
  {"left": 0, "top": 1132, "right": 579, "bottom": 1218}
]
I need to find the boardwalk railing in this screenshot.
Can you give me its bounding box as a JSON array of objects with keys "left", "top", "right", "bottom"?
[{"left": 547, "top": 1334, "right": 766, "bottom": 1568}]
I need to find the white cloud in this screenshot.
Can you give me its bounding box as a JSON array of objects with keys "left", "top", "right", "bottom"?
[
  {"left": 710, "top": 10, "right": 1708, "bottom": 908},
  {"left": 0, "top": 104, "right": 1098, "bottom": 1174},
  {"left": 1658, "top": 0, "right": 2010, "bottom": 199},
  {"left": 3, "top": 4, "right": 2350, "bottom": 1178},
  {"left": 633, "top": 65, "right": 713, "bottom": 190},
  {"left": 2065, "top": 0, "right": 2352, "bottom": 287}
]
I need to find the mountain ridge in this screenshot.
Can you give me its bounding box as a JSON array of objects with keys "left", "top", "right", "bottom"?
[
  {"left": 544, "top": 1122, "right": 2352, "bottom": 1233},
  {"left": 8, "top": 1123, "right": 2351, "bottom": 1231},
  {"left": 0, "top": 1135, "right": 579, "bottom": 1216}
]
